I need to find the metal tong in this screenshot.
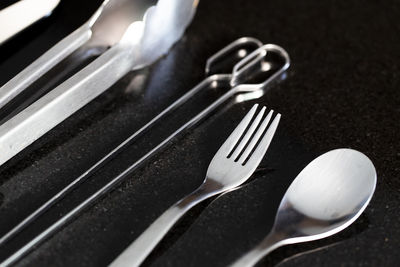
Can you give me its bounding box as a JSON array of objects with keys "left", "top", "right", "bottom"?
[
  {"left": 0, "top": 0, "right": 198, "bottom": 166},
  {"left": 1, "top": 39, "right": 290, "bottom": 266},
  {"left": 0, "top": 37, "right": 263, "bottom": 247}
]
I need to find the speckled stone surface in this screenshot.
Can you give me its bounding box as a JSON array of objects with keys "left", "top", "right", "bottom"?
[{"left": 0, "top": 0, "right": 399, "bottom": 266}]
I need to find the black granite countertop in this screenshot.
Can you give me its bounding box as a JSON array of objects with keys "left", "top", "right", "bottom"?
[{"left": 0, "top": 0, "right": 399, "bottom": 266}]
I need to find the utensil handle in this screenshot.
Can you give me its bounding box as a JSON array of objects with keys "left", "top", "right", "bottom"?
[
  {"left": 0, "top": 76, "right": 222, "bottom": 247},
  {"left": 0, "top": 25, "right": 92, "bottom": 109},
  {"left": 0, "top": 42, "right": 133, "bottom": 167},
  {"left": 111, "top": 206, "right": 186, "bottom": 267},
  {"left": 110, "top": 184, "right": 218, "bottom": 267},
  {"left": 230, "top": 232, "right": 282, "bottom": 267},
  {"left": 0, "top": 85, "right": 236, "bottom": 266}
]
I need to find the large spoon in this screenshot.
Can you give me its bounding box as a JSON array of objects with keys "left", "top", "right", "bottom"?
[{"left": 231, "top": 148, "right": 377, "bottom": 267}]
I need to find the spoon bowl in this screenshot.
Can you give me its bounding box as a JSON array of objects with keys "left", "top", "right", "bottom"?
[
  {"left": 276, "top": 148, "right": 376, "bottom": 241},
  {"left": 231, "top": 148, "right": 377, "bottom": 267}
]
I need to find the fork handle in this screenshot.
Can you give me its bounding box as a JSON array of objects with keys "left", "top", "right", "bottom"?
[
  {"left": 110, "top": 183, "right": 220, "bottom": 267},
  {"left": 0, "top": 24, "right": 92, "bottom": 109}
]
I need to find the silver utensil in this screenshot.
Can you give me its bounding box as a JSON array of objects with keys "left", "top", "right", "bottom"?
[
  {"left": 0, "top": 0, "right": 198, "bottom": 167},
  {"left": 0, "top": 0, "right": 60, "bottom": 45},
  {"left": 231, "top": 148, "right": 377, "bottom": 267},
  {"left": 110, "top": 104, "right": 281, "bottom": 267},
  {"left": 0, "top": 43, "right": 290, "bottom": 266},
  {"left": 0, "top": 0, "right": 109, "bottom": 109},
  {"left": 0, "top": 37, "right": 262, "bottom": 247}
]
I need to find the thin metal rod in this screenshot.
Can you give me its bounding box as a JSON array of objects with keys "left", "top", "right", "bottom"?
[
  {"left": 0, "top": 74, "right": 229, "bottom": 246},
  {"left": 0, "top": 87, "right": 238, "bottom": 267},
  {"left": 0, "top": 37, "right": 262, "bottom": 247},
  {"left": 1, "top": 42, "right": 290, "bottom": 266}
]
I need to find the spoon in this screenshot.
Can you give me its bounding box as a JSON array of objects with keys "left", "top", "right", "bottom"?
[{"left": 231, "top": 148, "right": 377, "bottom": 267}]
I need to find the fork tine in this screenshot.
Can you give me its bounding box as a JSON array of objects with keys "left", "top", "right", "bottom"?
[
  {"left": 238, "top": 110, "right": 273, "bottom": 164},
  {"left": 230, "top": 106, "right": 266, "bottom": 160},
  {"left": 219, "top": 104, "right": 258, "bottom": 156},
  {"left": 245, "top": 113, "right": 280, "bottom": 166}
]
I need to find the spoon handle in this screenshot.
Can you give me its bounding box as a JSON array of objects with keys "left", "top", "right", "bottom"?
[
  {"left": 110, "top": 183, "right": 219, "bottom": 267},
  {"left": 230, "top": 232, "right": 282, "bottom": 267}
]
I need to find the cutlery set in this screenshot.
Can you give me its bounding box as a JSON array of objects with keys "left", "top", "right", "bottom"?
[
  {"left": 0, "top": 0, "right": 377, "bottom": 266},
  {"left": 0, "top": 36, "right": 281, "bottom": 245}
]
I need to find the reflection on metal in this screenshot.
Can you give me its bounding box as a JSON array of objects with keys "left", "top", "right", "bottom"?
[
  {"left": 0, "top": 39, "right": 290, "bottom": 266},
  {"left": 275, "top": 242, "right": 342, "bottom": 267},
  {"left": 0, "top": 0, "right": 60, "bottom": 45},
  {"left": 235, "top": 89, "right": 264, "bottom": 103},
  {"left": 231, "top": 149, "right": 377, "bottom": 267},
  {"left": 110, "top": 104, "right": 280, "bottom": 267},
  {"left": 0, "top": 37, "right": 262, "bottom": 264},
  {"left": 0, "top": 0, "right": 199, "bottom": 167}
]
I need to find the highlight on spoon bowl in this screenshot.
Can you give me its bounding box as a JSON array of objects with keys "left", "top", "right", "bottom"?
[
  {"left": 280, "top": 148, "right": 377, "bottom": 242},
  {"left": 231, "top": 148, "right": 377, "bottom": 267}
]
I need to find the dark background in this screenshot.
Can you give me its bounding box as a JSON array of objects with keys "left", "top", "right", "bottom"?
[{"left": 0, "top": 0, "right": 399, "bottom": 266}]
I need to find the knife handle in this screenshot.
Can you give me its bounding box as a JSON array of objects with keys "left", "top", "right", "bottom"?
[
  {"left": 0, "top": 25, "right": 92, "bottom": 110},
  {"left": 0, "top": 41, "right": 134, "bottom": 167}
]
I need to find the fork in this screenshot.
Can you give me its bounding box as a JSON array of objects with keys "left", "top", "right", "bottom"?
[{"left": 110, "top": 104, "right": 281, "bottom": 267}]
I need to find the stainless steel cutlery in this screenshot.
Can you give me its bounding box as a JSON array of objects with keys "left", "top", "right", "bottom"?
[
  {"left": 0, "top": 2, "right": 377, "bottom": 264},
  {"left": 0, "top": 37, "right": 263, "bottom": 247},
  {"left": 0, "top": 41, "right": 290, "bottom": 266},
  {"left": 0, "top": 0, "right": 199, "bottom": 167},
  {"left": 110, "top": 104, "right": 281, "bottom": 267},
  {"left": 231, "top": 149, "right": 377, "bottom": 267}
]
